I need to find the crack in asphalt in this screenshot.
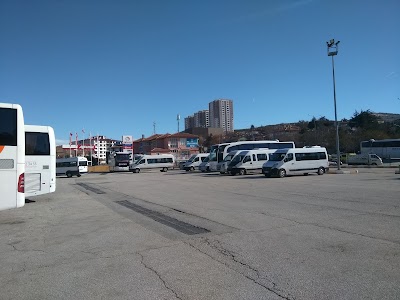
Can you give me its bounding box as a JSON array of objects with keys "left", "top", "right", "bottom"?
[
  {"left": 138, "top": 252, "right": 183, "bottom": 300},
  {"left": 186, "top": 239, "right": 294, "bottom": 300},
  {"left": 258, "top": 212, "right": 400, "bottom": 245},
  {"left": 7, "top": 243, "right": 45, "bottom": 253}
]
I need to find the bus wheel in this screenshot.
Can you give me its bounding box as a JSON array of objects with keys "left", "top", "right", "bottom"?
[
  {"left": 317, "top": 167, "right": 325, "bottom": 175},
  {"left": 278, "top": 169, "right": 286, "bottom": 178},
  {"left": 239, "top": 169, "right": 246, "bottom": 175},
  {"left": 66, "top": 171, "right": 72, "bottom": 178}
]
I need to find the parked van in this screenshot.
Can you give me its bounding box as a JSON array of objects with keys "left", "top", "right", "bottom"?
[
  {"left": 129, "top": 154, "right": 175, "bottom": 173},
  {"left": 347, "top": 153, "right": 383, "bottom": 166},
  {"left": 199, "top": 155, "right": 211, "bottom": 172},
  {"left": 56, "top": 157, "right": 88, "bottom": 178},
  {"left": 262, "top": 147, "right": 329, "bottom": 178},
  {"left": 217, "top": 150, "right": 243, "bottom": 174},
  {"left": 184, "top": 153, "right": 209, "bottom": 171},
  {"left": 227, "top": 149, "right": 274, "bottom": 175}
]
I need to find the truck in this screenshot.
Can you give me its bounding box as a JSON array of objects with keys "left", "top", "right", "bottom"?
[{"left": 347, "top": 153, "right": 383, "bottom": 166}]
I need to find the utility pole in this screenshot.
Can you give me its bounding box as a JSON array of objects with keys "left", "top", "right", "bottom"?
[{"left": 327, "top": 38, "right": 341, "bottom": 170}]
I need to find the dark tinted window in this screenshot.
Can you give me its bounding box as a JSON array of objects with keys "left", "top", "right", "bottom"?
[
  {"left": 26, "top": 132, "right": 50, "bottom": 155},
  {"left": 0, "top": 108, "right": 17, "bottom": 146}
]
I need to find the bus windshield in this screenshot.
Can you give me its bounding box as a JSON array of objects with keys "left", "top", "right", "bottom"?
[
  {"left": 209, "top": 145, "right": 218, "bottom": 162},
  {"left": 217, "top": 145, "right": 228, "bottom": 162},
  {"left": 116, "top": 153, "right": 130, "bottom": 161}
]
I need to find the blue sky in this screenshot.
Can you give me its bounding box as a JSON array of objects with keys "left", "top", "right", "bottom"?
[{"left": 1, "top": 0, "right": 399, "bottom": 145}]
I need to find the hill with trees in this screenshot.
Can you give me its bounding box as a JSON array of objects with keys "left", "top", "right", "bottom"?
[{"left": 201, "top": 110, "right": 400, "bottom": 154}]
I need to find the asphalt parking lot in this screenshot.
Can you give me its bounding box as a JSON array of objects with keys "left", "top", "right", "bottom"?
[{"left": 1, "top": 168, "right": 399, "bottom": 300}]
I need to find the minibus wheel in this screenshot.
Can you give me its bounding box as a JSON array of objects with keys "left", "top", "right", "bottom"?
[
  {"left": 317, "top": 167, "right": 325, "bottom": 175},
  {"left": 239, "top": 169, "right": 246, "bottom": 175},
  {"left": 191, "top": 166, "right": 195, "bottom": 171},
  {"left": 278, "top": 169, "right": 286, "bottom": 178},
  {"left": 135, "top": 168, "right": 140, "bottom": 173},
  {"left": 77, "top": 174, "right": 81, "bottom": 177}
]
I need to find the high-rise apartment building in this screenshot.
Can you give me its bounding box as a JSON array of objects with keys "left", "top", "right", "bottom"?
[
  {"left": 184, "top": 115, "right": 195, "bottom": 130},
  {"left": 209, "top": 99, "right": 234, "bottom": 132},
  {"left": 194, "top": 110, "right": 209, "bottom": 128}
]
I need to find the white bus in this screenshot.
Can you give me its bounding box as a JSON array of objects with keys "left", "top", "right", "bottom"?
[
  {"left": 360, "top": 139, "right": 400, "bottom": 161},
  {"left": 56, "top": 157, "right": 88, "bottom": 178},
  {"left": 0, "top": 103, "right": 25, "bottom": 211},
  {"left": 129, "top": 154, "right": 175, "bottom": 173},
  {"left": 208, "top": 140, "right": 296, "bottom": 171},
  {"left": 25, "top": 125, "right": 56, "bottom": 197},
  {"left": 106, "top": 151, "right": 131, "bottom": 172},
  {"left": 262, "top": 147, "right": 329, "bottom": 178}
]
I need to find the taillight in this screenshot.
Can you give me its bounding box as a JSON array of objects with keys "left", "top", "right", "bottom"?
[{"left": 18, "top": 173, "right": 24, "bottom": 193}]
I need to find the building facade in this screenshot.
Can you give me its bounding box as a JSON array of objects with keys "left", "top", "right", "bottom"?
[
  {"left": 185, "top": 116, "right": 195, "bottom": 130},
  {"left": 132, "top": 133, "right": 200, "bottom": 160},
  {"left": 209, "top": 99, "right": 234, "bottom": 133},
  {"left": 59, "top": 135, "right": 120, "bottom": 164},
  {"left": 194, "top": 110, "right": 209, "bottom": 128}
]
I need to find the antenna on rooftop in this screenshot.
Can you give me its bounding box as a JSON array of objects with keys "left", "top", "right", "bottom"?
[
  {"left": 153, "top": 121, "right": 156, "bottom": 134},
  {"left": 177, "top": 114, "right": 180, "bottom": 133}
]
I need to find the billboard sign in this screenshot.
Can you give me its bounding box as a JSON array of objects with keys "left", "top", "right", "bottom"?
[
  {"left": 186, "top": 138, "right": 198, "bottom": 148},
  {"left": 122, "top": 135, "right": 133, "bottom": 153}
]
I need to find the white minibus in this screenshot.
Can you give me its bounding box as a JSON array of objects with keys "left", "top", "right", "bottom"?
[
  {"left": 228, "top": 149, "right": 274, "bottom": 175},
  {"left": 25, "top": 125, "right": 56, "bottom": 197},
  {"left": 184, "top": 153, "right": 209, "bottom": 171},
  {"left": 199, "top": 155, "right": 210, "bottom": 172},
  {"left": 262, "top": 147, "right": 329, "bottom": 178},
  {"left": 129, "top": 154, "right": 175, "bottom": 173},
  {"left": 0, "top": 103, "right": 25, "bottom": 211},
  {"left": 56, "top": 157, "right": 88, "bottom": 178},
  {"left": 217, "top": 150, "right": 243, "bottom": 174}
]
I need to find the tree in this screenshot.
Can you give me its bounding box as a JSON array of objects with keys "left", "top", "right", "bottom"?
[{"left": 349, "top": 110, "right": 380, "bottom": 129}]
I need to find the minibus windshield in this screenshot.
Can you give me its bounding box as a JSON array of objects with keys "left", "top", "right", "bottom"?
[{"left": 268, "top": 152, "right": 287, "bottom": 161}]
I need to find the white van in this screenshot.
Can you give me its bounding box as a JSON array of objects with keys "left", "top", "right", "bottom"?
[
  {"left": 227, "top": 149, "right": 273, "bottom": 175},
  {"left": 199, "top": 155, "right": 210, "bottom": 172},
  {"left": 217, "top": 150, "right": 243, "bottom": 174},
  {"left": 262, "top": 147, "right": 329, "bottom": 178},
  {"left": 184, "top": 153, "right": 209, "bottom": 171},
  {"left": 56, "top": 157, "right": 88, "bottom": 178},
  {"left": 129, "top": 154, "right": 175, "bottom": 173}
]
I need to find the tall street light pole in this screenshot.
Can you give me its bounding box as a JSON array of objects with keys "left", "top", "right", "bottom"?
[{"left": 327, "top": 39, "right": 341, "bottom": 170}]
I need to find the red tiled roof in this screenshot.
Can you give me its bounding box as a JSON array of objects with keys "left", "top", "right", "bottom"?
[{"left": 133, "top": 132, "right": 198, "bottom": 142}]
